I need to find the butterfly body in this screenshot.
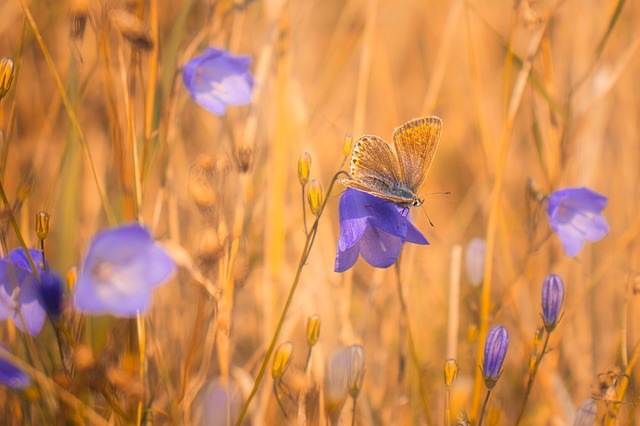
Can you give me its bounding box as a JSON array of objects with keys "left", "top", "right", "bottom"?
[{"left": 341, "top": 116, "right": 442, "bottom": 208}]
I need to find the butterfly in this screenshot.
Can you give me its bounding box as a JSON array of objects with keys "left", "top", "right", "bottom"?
[{"left": 341, "top": 116, "right": 443, "bottom": 208}]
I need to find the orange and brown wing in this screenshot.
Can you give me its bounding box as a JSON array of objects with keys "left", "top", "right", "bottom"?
[
  {"left": 341, "top": 135, "right": 413, "bottom": 204},
  {"left": 392, "top": 116, "right": 442, "bottom": 193}
]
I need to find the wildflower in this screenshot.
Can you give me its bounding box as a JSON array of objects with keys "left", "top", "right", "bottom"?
[
  {"left": 541, "top": 274, "right": 564, "bottom": 331},
  {"left": 0, "top": 57, "right": 14, "bottom": 101},
  {"left": 198, "top": 379, "right": 240, "bottom": 426},
  {"left": 0, "top": 347, "right": 31, "bottom": 390},
  {"left": 573, "top": 399, "right": 597, "bottom": 426},
  {"left": 482, "top": 325, "right": 509, "bottom": 389},
  {"left": 346, "top": 344, "right": 365, "bottom": 399},
  {"left": 444, "top": 358, "right": 459, "bottom": 387},
  {"left": 182, "top": 47, "right": 254, "bottom": 116},
  {"left": 39, "top": 273, "right": 64, "bottom": 320},
  {"left": 298, "top": 152, "right": 312, "bottom": 186},
  {"left": 306, "top": 314, "right": 321, "bottom": 347},
  {"left": 307, "top": 180, "right": 323, "bottom": 217},
  {"left": 465, "top": 237, "right": 486, "bottom": 287},
  {"left": 272, "top": 342, "right": 294, "bottom": 381},
  {"left": 0, "top": 248, "right": 47, "bottom": 336},
  {"left": 334, "top": 188, "right": 428, "bottom": 272},
  {"left": 73, "top": 224, "right": 176, "bottom": 316},
  {"left": 547, "top": 187, "right": 609, "bottom": 257},
  {"left": 324, "top": 348, "right": 350, "bottom": 425}
]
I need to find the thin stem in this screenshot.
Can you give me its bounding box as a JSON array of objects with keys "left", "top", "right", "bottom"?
[
  {"left": 304, "top": 346, "right": 312, "bottom": 372},
  {"left": 351, "top": 397, "right": 357, "bottom": 426},
  {"left": 0, "top": 180, "right": 39, "bottom": 279},
  {"left": 17, "top": 0, "right": 116, "bottom": 225},
  {"left": 444, "top": 388, "right": 451, "bottom": 426},
  {"left": 394, "top": 262, "right": 432, "bottom": 425},
  {"left": 301, "top": 184, "right": 308, "bottom": 236},
  {"left": 516, "top": 330, "right": 552, "bottom": 424},
  {"left": 235, "top": 171, "right": 346, "bottom": 425},
  {"left": 478, "top": 389, "right": 492, "bottom": 426}
]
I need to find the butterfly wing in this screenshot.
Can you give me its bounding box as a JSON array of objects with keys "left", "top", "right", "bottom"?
[
  {"left": 341, "top": 135, "right": 413, "bottom": 204},
  {"left": 392, "top": 116, "right": 442, "bottom": 193}
]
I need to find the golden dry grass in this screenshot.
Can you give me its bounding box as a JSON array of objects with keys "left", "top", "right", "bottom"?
[{"left": 1, "top": 0, "right": 640, "bottom": 424}]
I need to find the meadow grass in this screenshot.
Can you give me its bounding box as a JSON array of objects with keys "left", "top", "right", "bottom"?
[{"left": 0, "top": 0, "right": 639, "bottom": 424}]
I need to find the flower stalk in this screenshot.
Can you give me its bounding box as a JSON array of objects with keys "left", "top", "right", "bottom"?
[{"left": 234, "top": 171, "right": 347, "bottom": 425}]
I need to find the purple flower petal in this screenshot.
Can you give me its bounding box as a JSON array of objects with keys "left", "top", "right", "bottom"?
[
  {"left": 548, "top": 187, "right": 609, "bottom": 257},
  {"left": 359, "top": 227, "right": 404, "bottom": 269},
  {"left": 0, "top": 249, "right": 47, "bottom": 336},
  {"left": 183, "top": 47, "right": 254, "bottom": 116},
  {"left": 0, "top": 349, "right": 31, "bottom": 390},
  {"left": 74, "top": 224, "right": 176, "bottom": 317},
  {"left": 334, "top": 189, "right": 429, "bottom": 272},
  {"left": 13, "top": 275, "right": 45, "bottom": 336}
]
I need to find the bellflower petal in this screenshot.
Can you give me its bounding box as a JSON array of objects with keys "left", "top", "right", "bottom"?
[
  {"left": 548, "top": 187, "right": 609, "bottom": 257},
  {"left": 0, "top": 249, "right": 47, "bottom": 336},
  {"left": 0, "top": 348, "right": 31, "bottom": 390},
  {"left": 183, "top": 47, "right": 254, "bottom": 116},
  {"left": 74, "top": 224, "right": 176, "bottom": 317},
  {"left": 334, "top": 189, "right": 429, "bottom": 272}
]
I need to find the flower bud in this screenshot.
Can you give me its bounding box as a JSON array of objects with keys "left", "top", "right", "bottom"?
[
  {"left": 35, "top": 211, "right": 50, "bottom": 241},
  {"left": 482, "top": 325, "right": 509, "bottom": 389},
  {"left": 306, "top": 314, "right": 321, "bottom": 347},
  {"left": 66, "top": 266, "right": 77, "bottom": 291},
  {"left": 444, "top": 358, "right": 459, "bottom": 387},
  {"left": 465, "top": 238, "right": 486, "bottom": 287},
  {"left": 0, "top": 57, "right": 15, "bottom": 101},
  {"left": 298, "top": 152, "right": 312, "bottom": 186},
  {"left": 307, "top": 180, "right": 323, "bottom": 217},
  {"left": 541, "top": 274, "right": 564, "bottom": 331},
  {"left": 272, "top": 342, "right": 293, "bottom": 381},
  {"left": 324, "top": 348, "right": 349, "bottom": 424},
  {"left": 528, "top": 354, "right": 537, "bottom": 374},
  {"left": 347, "top": 345, "right": 365, "bottom": 399},
  {"left": 342, "top": 134, "right": 353, "bottom": 157}
]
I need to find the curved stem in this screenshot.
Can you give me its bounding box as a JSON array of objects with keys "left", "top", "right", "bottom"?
[
  {"left": 394, "top": 262, "right": 433, "bottom": 425},
  {"left": 235, "top": 171, "right": 346, "bottom": 425}
]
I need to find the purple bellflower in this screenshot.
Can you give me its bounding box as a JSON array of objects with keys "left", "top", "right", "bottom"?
[
  {"left": 547, "top": 187, "right": 609, "bottom": 257},
  {"left": 334, "top": 189, "right": 428, "bottom": 272},
  {"left": 541, "top": 274, "right": 564, "bottom": 331},
  {"left": 0, "top": 249, "right": 47, "bottom": 336},
  {"left": 482, "top": 325, "right": 509, "bottom": 389},
  {"left": 74, "top": 224, "right": 176, "bottom": 317},
  {"left": 0, "top": 347, "right": 31, "bottom": 390},
  {"left": 183, "top": 47, "right": 254, "bottom": 116},
  {"left": 39, "top": 272, "right": 64, "bottom": 320}
]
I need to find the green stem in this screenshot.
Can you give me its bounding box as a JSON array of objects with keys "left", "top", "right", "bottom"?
[
  {"left": 394, "top": 262, "right": 433, "bottom": 425},
  {"left": 234, "top": 172, "right": 346, "bottom": 425}
]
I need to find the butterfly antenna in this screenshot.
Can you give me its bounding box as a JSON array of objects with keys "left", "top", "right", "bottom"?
[
  {"left": 418, "top": 191, "right": 451, "bottom": 227},
  {"left": 420, "top": 205, "right": 435, "bottom": 227}
]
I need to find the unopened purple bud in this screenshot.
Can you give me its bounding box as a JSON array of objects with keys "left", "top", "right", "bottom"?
[
  {"left": 39, "top": 273, "right": 64, "bottom": 320},
  {"left": 541, "top": 274, "right": 564, "bottom": 331},
  {"left": 482, "top": 325, "right": 509, "bottom": 389}
]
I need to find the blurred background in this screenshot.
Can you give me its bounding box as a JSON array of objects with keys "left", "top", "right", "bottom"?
[{"left": 1, "top": 0, "right": 639, "bottom": 424}]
